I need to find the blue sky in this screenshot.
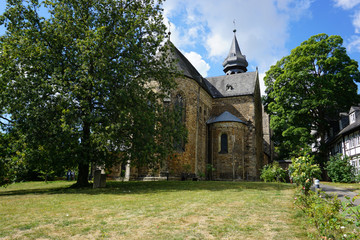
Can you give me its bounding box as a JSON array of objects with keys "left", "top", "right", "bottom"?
[
  {"left": 1, "top": 0, "right": 360, "bottom": 95},
  {"left": 162, "top": 0, "right": 360, "bottom": 95}
]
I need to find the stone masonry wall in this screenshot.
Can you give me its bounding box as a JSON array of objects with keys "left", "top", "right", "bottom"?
[
  {"left": 209, "top": 122, "right": 248, "bottom": 180},
  {"left": 166, "top": 76, "right": 213, "bottom": 178},
  {"left": 211, "top": 95, "right": 262, "bottom": 180}
]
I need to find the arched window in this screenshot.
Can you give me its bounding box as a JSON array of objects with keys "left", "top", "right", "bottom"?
[
  {"left": 219, "top": 133, "right": 228, "bottom": 154},
  {"left": 175, "top": 94, "right": 185, "bottom": 122},
  {"left": 174, "top": 94, "right": 186, "bottom": 151}
]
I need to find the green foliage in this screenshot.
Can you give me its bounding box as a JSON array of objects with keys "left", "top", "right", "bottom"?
[
  {"left": 294, "top": 189, "right": 360, "bottom": 239},
  {"left": 289, "top": 154, "right": 321, "bottom": 195},
  {"left": 0, "top": 130, "right": 27, "bottom": 186},
  {"left": 264, "top": 34, "right": 360, "bottom": 160},
  {"left": 260, "top": 161, "right": 287, "bottom": 182},
  {"left": 0, "top": 0, "right": 185, "bottom": 186},
  {"left": 326, "top": 154, "right": 357, "bottom": 183}
]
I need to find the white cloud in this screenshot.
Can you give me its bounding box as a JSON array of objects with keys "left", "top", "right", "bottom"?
[
  {"left": 259, "top": 72, "right": 267, "bottom": 97},
  {"left": 333, "top": 0, "right": 360, "bottom": 9},
  {"left": 353, "top": 10, "right": 360, "bottom": 33},
  {"left": 347, "top": 35, "right": 360, "bottom": 51},
  {"left": 162, "top": 0, "right": 314, "bottom": 95},
  {"left": 184, "top": 51, "right": 211, "bottom": 77}
]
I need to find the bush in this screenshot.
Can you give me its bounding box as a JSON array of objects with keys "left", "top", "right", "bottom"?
[
  {"left": 326, "top": 154, "right": 356, "bottom": 183},
  {"left": 294, "top": 189, "right": 360, "bottom": 239},
  {"left": 289, "top": 154, "right": 321, "bottom": 195},
  {"left": 260, "top": 161, "right": 287, "bottom": 182}
]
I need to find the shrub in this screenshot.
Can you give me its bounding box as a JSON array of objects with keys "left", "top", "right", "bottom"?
[
  {"left": 294, "top": 189, "right": 359, "bottom": 239},
  {"left": 260, "top": 161, "right": 287, "bottom": 182},
  {"left": 289, "top": 154, "right": 321, "bottom": 195},
  {"left": 326, "top": 154, "right": 356, "bottom": 183}
]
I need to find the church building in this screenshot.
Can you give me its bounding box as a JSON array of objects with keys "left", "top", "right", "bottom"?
[{"left": 112, "top": 30, "right": 270, "bottom": 181}]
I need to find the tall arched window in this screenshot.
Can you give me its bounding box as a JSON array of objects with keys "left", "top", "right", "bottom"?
[
  {"left": 174, "top": 94, "right": 186, "bottom": 151},
  {"left": 220, "top": 133, "right": 228, "bottom": 154},
  {"left": 175, "top": 94, "right": 185, "bottom": 122}
]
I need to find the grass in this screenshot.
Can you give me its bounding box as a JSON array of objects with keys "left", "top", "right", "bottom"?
[
  {"left": 321, "top": 181, "right": 360, "bottom": 194},
  {"left": 0, "top": 181, "right": 313, "bottom": 239}
]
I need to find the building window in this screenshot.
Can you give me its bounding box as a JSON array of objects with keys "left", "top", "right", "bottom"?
[
  {"left": 174, "top": 94, "right": 186, "bottom": 151},
  {"left": 219, "top": 133, "right": 228, "bottom": 154},
  {"left": 350, "top": 112, "right": 356, "bottom": 124}
]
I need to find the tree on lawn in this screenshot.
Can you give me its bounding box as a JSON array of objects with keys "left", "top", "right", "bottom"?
[
  {"left": 264, "top": 34, "right": 360, "bottom": 162},
  {"left": 0, "top": 0, "right": 185, "bottom": 187}
]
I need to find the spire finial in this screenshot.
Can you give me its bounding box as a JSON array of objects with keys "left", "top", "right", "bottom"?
[
  {"left": 168, "top": 21, "right": 171, "bottom": 40},
  {"left": 233, "top": 19, "right": 236, "bottom": 33}
]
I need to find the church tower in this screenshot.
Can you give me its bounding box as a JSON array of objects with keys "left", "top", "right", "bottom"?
[{"left": 222, "top": 30, "right": 248, "bottom": 75}]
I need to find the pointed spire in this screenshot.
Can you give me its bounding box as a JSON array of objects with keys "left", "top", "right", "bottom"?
[{"left": 222, "top": 29, "right": 248, "bottom": 75}]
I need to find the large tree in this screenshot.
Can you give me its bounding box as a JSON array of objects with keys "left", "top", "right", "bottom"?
[
  {"left": 264, "top": 34, "right": 360, "bottom": 161},
  {"left": 0, "top": 0, "right": 184, "bottom": 187}
]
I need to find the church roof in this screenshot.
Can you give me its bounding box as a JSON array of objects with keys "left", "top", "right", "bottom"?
[
  {"left": 207, "top": 111, "right": 246, "bottom": 124},
  {"left": 167, "top": 42, "right": 213, "bottom": 95},
  {"left": 166, "top": 40, "right": 257, "bottom": 99},
  {"left": 222, "top": 30, "right": 248, "bottom": 74},
  {"left": 206, "top": 71, "right": 257, "bottom": 98}
]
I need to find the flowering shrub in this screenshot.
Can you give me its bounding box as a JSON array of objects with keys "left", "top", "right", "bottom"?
[
  {"left": 289, "top": 154, "right": 321, "bottom": 195},
  {"left": 294, "top": 189, "right": 360, "bottom": 239}
]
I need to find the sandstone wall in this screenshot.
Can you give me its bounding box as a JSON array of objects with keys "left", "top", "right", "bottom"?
[
  {"left": 166, "top": 76, "right": 213, "bottom": 177},
  {"left": 208, "top": 121, "right": 247, "bottom": 180}
]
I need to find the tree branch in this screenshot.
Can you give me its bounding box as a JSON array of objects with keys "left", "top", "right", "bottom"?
[{"left": 0, "top": 115, "right": 14, "bottom": 123}]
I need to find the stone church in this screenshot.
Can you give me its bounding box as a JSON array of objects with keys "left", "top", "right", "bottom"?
[{"left": 111, "top": 30, "right": 271, "bottom": 181}]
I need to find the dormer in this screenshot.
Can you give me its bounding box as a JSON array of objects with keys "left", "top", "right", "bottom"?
[
  {"left": 339, "top": 112, "right": 349, "bottom": 130},
  {"left": 349, "top": 106, "right": 360, "bottom": 125}
]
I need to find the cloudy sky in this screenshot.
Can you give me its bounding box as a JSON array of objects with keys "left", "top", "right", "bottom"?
[
  {"left": 0, "top": 0, "right": 360, "bottom": 95},
  {"left": 162, "top": 0, "right": 360, "bottom": 95}
]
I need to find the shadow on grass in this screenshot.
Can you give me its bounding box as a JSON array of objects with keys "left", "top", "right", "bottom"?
[{"left": 0, "top": 181, "right": 296, "bottom": 197}]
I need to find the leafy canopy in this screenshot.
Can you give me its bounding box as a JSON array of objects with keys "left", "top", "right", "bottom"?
[
  {"left": 0, "top": 0, "right": 185, "bottom": 186},
  {"left": 264, "top": 34, "right": 360, "bottom": 160}
]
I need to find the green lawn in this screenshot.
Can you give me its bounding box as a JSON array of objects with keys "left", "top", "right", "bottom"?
[{"left": 0, "top": 181, "right": 312, "bottom": 239}]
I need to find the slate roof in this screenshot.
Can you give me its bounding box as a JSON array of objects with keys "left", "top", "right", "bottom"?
[
  {"left": 327, "top": 106, "right": 360, "bottom": 144},
  {"left": 206, "top": 72, "right": 257, "bottom": 98},
  {"left": 337, "top": 120, "right": 360, "bottom": 136},
  {"left": 167, "top": 41, "right": 257, "bottom": 99},
  {"left": 168, "top": 42, "right": 213, "bottom": 96},
  {"left": 207, "top": 111, "right": 246, "bottom": 124},
  {"left": 350, "top": 106, "right": 360, "bottom": 114},
  {"left": 222, "top": 31, "right": 248, "bottom": 73}
]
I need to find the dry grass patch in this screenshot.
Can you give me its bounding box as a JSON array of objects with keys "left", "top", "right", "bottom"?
[{"left": 0, "top": 181, "right": 313, "bottom": 239}]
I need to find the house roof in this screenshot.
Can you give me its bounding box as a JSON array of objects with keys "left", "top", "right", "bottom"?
[
  {"left": 349, "top": 106, "right": 360, "bottom": 114},
  {"left": 207, "top": 111, "right": 246, "bottom": 124},
  {"left": 337, "top": 119, "right": 360, "bottom": 136}
]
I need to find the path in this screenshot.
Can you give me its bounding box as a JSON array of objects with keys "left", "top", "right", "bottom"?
[{"left": 316, "top": 184, "right": 360, "bottom": 206}]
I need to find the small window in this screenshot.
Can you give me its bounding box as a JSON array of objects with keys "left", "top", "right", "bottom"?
[{"left": 219, "top": 134, "right": 228, "bottom": 154}]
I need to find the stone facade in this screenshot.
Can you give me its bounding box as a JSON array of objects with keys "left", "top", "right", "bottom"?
[{"left": 109, "top": 32, "right": 270, "bottom": 181}]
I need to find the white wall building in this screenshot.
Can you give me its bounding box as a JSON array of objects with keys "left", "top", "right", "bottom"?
[{"left": 328, "top": 106, "right": 360, "bottom": 175}]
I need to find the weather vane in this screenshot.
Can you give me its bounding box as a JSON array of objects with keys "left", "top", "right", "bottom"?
[{"left": 168, "top": 21, "right": 171, "bottom": 40}]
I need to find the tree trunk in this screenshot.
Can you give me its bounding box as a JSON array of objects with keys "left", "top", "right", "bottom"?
[
  {"left": 76, "top": 118, "right": 91, "bottom": 187},
  {"left": 77, "top": 162, "right": 90, "bottom": 187}
]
